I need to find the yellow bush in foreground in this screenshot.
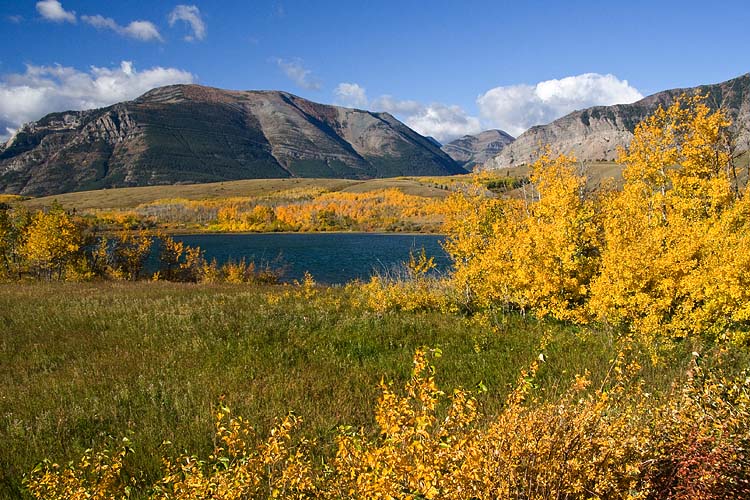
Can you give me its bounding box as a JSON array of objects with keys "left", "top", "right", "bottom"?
[{"left": 24, "top": 347, "right": 750, "bottom": 499}]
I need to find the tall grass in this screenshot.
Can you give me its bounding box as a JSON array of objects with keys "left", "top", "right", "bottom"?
[{"left": 0, "top": 282, "right": 733, "bottom": 499}]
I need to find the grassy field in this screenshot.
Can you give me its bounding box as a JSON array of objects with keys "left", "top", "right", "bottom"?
[
  {"left": 18, "top": 162, "right": 626, "bottom": 212},
  {"left": 21, "top": 177, "right": 453, "bottom": 211},
  {"left": 0, "top": 281, "right": 723, "bottom": 499},
  {"left": 14, "top": 152, "right": 750, "bottom": 213}
]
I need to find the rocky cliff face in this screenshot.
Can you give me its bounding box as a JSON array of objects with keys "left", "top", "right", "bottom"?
[
  {"left": 0, "top": 85, "right": 465, "bottom": 196},
  {"left": 484, "top": 73, "right": 750, "bottom": 169},
  {"left": 442, "top": 129, "right": 515, "bottom": 169}
]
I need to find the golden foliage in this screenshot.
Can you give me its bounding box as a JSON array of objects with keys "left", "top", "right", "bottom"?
[
  {"left": 25, "top": 438, "right": 134, "bottom": 500},
  {"left": 445, "top": 151, "right": 598, "bottom": 322},
  {"left": 20, "top": 203, "right": 86, "bottom": 280},
  {"left": 444, "top": 95, "right": 750, "bottom": 342},
  {"left": 93, "top": 187, "right": 446, "bottom": 233},
  {"left": 154, "top": 408, "right": 316, "bottom": 499},
  {"left": 589, "top": 96, "right": 744, "bottom": 340},
  {"left": 24, "top": 348, "right": 750, "bottom": 499},
  {"left": 355, "top": 248, "right": 455, "bottom": 314}
]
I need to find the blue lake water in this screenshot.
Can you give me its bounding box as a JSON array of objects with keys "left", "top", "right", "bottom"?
[{"left": 172, "top": 233, "right": 451, "bottom": 284}]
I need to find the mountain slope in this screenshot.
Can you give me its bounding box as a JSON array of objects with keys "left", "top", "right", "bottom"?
[
  {"left": 442, "top": 129, "right": 515, "bottom": 168},
  {"left": 484, "top": 73, "right": 750, "bottom": 169},
  {"left": 0, "top": 85, "right": 465, "bottom": 196}
]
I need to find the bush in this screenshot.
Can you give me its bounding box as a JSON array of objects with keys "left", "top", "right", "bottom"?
[{"left": 24, "top": 347, "right": 750, "bottom": 499}]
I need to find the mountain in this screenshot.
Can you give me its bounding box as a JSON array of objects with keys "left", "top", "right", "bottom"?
[
  {"left": 0, "top": 84, "right": 465, "bottom": 196},
  {"left": 424, "top": 136, "right": 442, "bottom": 148},
  {"left": 442, "top": 129, "right": 515, "bottom": 169},
  {"left": 484, "top": 73, "right": 750, "bottom": 169}
]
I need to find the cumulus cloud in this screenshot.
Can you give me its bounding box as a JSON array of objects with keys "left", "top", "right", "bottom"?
[
  {"left": 477, "top": 73, "right": 643, "bottom": 137},
  {"left": 330, "top": 82, "right": 480, "bottom": 142},
  {"left": 82, "top": 14, "right": 162, "bottom": 42},
  {"left": 375, "top": 97, "right": 482, "bottom": 142},
  {"left": 36, "top": 0, "right": 75, "bottom": 23},
  {"left": 333, "top": 83, "right": 368, "bottom": 108},
  {"left": 0, "top": 61, "right": 194, "bottom": 140},
  {"left": 168, "top": 5, "right": 206, "bottom": 41},
  {"left": 275, "top": 58, "right": 321, "bottom": 90}
]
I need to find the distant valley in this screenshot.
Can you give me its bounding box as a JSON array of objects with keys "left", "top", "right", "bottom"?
[{"left": 441, "top": 129, "right": 515, "bottom": 169}]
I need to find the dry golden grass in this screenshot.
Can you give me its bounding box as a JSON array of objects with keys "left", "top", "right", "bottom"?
[{"left": 21, "top": 177, "right": 453, "bottom": 211}]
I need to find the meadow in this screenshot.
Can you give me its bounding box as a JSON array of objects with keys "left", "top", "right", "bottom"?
[{"left": 0, "top": 281, "right": 726, "bottom": 499}]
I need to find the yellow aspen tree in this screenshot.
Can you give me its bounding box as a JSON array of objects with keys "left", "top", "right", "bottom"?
[
  {"left": 21, "top": 204, "right": 84, "bottom": 280},
  {"left": 442, "top": 184, "right": 510, "bottom": 309},
  {"left": 590, "top": 96, "right": 735, "bottom": 340},
  {"left": 444, "top": 153, "right": 599, "bottom": 322},
  {"left": 513, "top": 151, "right": 599, "bottom": 322},
  {"left": 108, "top": 227, "right": 154, "bottom": 280},
  {"left": 0, "top": 204, "right": 19, "bottom": 279}
]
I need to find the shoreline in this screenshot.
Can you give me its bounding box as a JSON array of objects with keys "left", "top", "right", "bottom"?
[{"left": 165, "top": 229, "right": 448, "bottom": 237}]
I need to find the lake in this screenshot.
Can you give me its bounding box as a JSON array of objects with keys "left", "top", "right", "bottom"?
[{"left": 172, "top": 233, "right": 451, "bottom": 284}]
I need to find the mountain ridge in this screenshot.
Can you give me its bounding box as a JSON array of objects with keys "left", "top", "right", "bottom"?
[
  {"left": 483, "top": 73, "right": 750, "bottom": 169},
  {"left": 0, "top": 84, "right": 465, "bottom": 196},
  {"left": 441, "top": 129, "right": 515, "bottom": 169}
]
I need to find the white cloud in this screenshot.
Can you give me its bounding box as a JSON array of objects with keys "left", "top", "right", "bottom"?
[
  {"left": 7, "top": 15, "right": 23, "bottom": 24},
  {"left": 82, "top": 14, "right": 162, "bottom": 42},
  {"left": 36, "top": 0, "right": 75, "bottom": 23},
  {"left": 0, "top": 61, "right": 194, "bottom": 140},
  {"left": 330, "top": 82, "right": 481, "bottom": 142},
  {"left": 372, "top": 95, "right": 481, "bottom": 142},
  {"left": 333, "top": 83, "right": 368, "bottom": 108},
  {"left": 275, "top": 58, "right": 321, "bottom": 90},
  {"left": 168, "top": 5, "right": 206, "bottom": 41},
  {"left": 331, "top": 73, "right": 641, "bottom": 142},
  {"left": 477, "top": 73, "right": 643, "bottom": 137}
]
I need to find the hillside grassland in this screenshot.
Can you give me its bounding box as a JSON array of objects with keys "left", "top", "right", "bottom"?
[
  {"left": 20, "top": 163, "right": 634, "bottom": 213},
  {"left": 19, "top": 155, "right": 748, "bottom": 235},
  {"left": 17, "top": 177, "right": 464, "bottom": 234},
  {"left": 15, "top": 164, "right": 627, "bottom": 235},
  {"left": 20, "top": 177, "right": 453, "bottom": 212}
]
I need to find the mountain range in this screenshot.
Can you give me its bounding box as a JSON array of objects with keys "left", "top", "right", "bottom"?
[
  {"left": 483, "top": 73, "right": 750, "bottom": 169},
  {"left": 2, "top": 73, "right": 749, "bottom": 196},
  {"left": 441, "top": 130, "right": 515, "bottom": 169},
  {"left": 0, "top": 85, "right": 464, "bottom": 196}
]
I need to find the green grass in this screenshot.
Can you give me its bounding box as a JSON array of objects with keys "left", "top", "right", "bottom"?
[{"left": 0, "top": 282, "right": 726, "bottom": 499}]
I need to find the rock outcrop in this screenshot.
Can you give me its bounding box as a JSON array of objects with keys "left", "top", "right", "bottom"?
[
  {"left": 484, "top": 73, "right": 750, "bottom": 169},
  {"left": 442, "top": 129, "right": 515, "bottom": 169}
]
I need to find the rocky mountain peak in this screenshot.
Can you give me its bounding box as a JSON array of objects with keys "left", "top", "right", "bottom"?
[
  {"left": 442, "top": 129, "right": 515, "bottom": 169},
  {"left": 0, "top": 84, "right": 464, "bottom": 196},
  {"left": 483, "top": 73, "right": 750, "bottom": 170}
]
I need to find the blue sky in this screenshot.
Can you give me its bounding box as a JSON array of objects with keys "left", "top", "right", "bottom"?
[{"left": 1, "top": 0, "right": 749, "bottom": 142}]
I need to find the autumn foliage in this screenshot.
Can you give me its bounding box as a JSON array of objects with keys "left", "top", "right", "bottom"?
[
  {"left": 97, "top": 187, "right": 446, "bottom": 234},
  {"left": 24, "top": 347, "right": 750, "bottom": 499},
  {"left": 0, "top": 209, "right": 282, "bottom": 284},
  {"left": 445, "top": 95, "right": 750, "bottom": 343}
]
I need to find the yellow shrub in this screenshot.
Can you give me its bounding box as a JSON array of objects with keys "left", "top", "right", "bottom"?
[{"left": 24, "top": 347, "right": 750, "bottom": 499}]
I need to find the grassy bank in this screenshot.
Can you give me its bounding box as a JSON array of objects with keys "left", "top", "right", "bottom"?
[
  {"left": 20, "top": 177, "right": 453, "bottom": 212},
  {"left": 0, "top": 281, "right": 723, "bottom": 499}
]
